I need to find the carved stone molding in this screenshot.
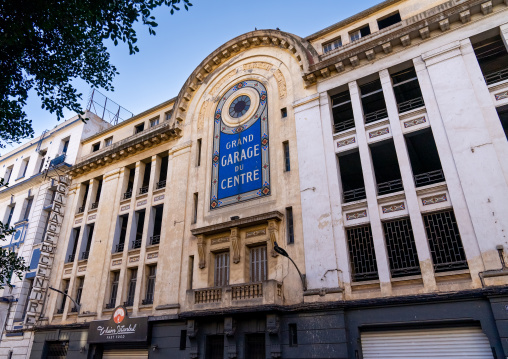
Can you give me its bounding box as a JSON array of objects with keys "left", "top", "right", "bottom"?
[
  {"left": 197, "top": 235, "right": 206, "bottom": 269},
  {"left": 224, "top": 317, "right": 236, "bottom": 336},
  {"left": 266, "top": 314, "right": 280, "bottom": 335},
  {"left": 267, "top": 220, "right": 279, "bottom": 258},
  {"left": 230, "top": 227, "right": 240, "bottom": 264}
]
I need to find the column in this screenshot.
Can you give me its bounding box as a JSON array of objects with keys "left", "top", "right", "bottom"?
[
  {"left": 293, "top": 93, "right": 340, "bottom": 290},
  {"left": 349, "top": 81, "right": 392, "bottom": 295},
  {"left": 379, "top": 69, "right": 438, "bottom": 291}
]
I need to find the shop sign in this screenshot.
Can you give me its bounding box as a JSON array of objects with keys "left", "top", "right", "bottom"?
[
  {"left": 25, "top": 175, "right": 70, "bottom": 326},
  {"left": 210, "top": 80, "right": 270, "bottom": 209},
  {"left": 88, "top": 306, "right": 148, "bottom": 343}
]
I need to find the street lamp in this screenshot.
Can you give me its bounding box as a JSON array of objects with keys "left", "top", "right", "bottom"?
[
  {"left": 48, "top": 287, "right": 80, "bottom": 313},
  {"left": 273, "top": 241, "right": 307, "bottom": 291}
]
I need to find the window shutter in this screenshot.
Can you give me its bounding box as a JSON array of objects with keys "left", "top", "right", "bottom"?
[{"left": 251, "top": 246, "right": 267, "bottom": 282}]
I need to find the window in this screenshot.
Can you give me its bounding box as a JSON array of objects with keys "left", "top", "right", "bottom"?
[
  {"left": 135, "top": 123, "right": 145, "bottom": 134},
  {"left": 250, "top": 246, "right": 267, "bottom": 282},
  {"left": 151, "top": 205, "right": 163, "bottom": 245},
  {"left": 67, "top": 227, "right": 81, "bottom": 262},
  {"left": 80, "top": 182, "right": 89, "bottom": 212},
  {"left": 391, "top": 66, "right": 424, "bottom": 112},
  {"left": 281, "top": 107, "right": 288, "bottom": 118},
  {"left": 116, "top": 215, "right": 129, "bottom": 252},
  {"left": 19, "top": 158, "right": 29, "bottom": 178},
  {"left": 38, "top": 151, "right": 47, "bottom": 173},
  {"left": 383, "top": 218, "right": 421, "bottom": 277},
  {"left": 286, "top": 207, "right": 294, "bottom": 244},
  {"left": 188, "top": 256, "right": 194, "bottom": 290},
  {"left": 139, "top": 161, "right": 151, "bottom": 194},
  {"left": 133, "top": 210, "right": 145, "bottom": 249},
  {"left": 44, "top": 341, "right": 69, "bottom": 359},
  {"left": 350, "top": 24, "right": 370, "bottom": 42},
  {"left": 323, "top": 37, "right": 342, "bottom": 53},
  {"left": 214, "top": 251, "right": 230, "bottom": 286},
  {"left": 125, "top": 167, "right": 135, "bottom": 198},
  {"left": 496, "top": 105, "right": 508, "bottom": 140},
  {"left": 143, "top": 265, "right": 157, "bottom": 305},
  {"left": 75, "top": 277, "right": 84, "bottom": 307},
  {"left": 91, "top": 143, "right": 100, "bottom": 152},
  {"left": 104, "top": 137, "right": 113, "bottom": 147},
  {"left": 58, "top": 280, "right": 70, "bottom": 313},
  {"left": 283, "top": 141, "right": 290, "bottom": 172},
  {"left": 165, "top": 110, "right": 173, "bottom": 121},
  {"left": 192, "top": 192, "right": 198, "bottom": 224},
  {"left": 423, "top": 210, "right": 468, "bottom": 272},
  {"left": 289, "top": 323, "right": 298, "bottom": 347},
  {"left": 245, "top": 333, "right": 265, "bottom": 359},
  {"left": 62, "top": 139, "right": 70, "bottom": 154},
  {"left": 157, "top": 155, "right": 168, "bottom": 189},
  {"left": 331, "top": 90, "right": 355, "bottom": 133},
  {"left": 360, "top": 78, "right": 387, "bottom": 123},
  {"left": 108, "top": 271, "right": 120, "bottom": 308},
  {"left": 92, "top": 179, "right": 103, "bottom": 208},
  {"left": 196, "top": 139, "right": 202, "bottom": 167},
  {"left": 377, "top": 11, "right": 401, "bottom": 30},
  {"left": 150, "top": 117, "right": 159, "bottom": 127},
  {"left": 347, "top": 225, "right": 379, "bottom": 282},
  {"left": 180, "top": 330, "right": 187, "bottom": 350},
  {"left": 125, "top": 268, "right": 137, "bottom": 306},
  {"left": 5, "top": 206, "right": 14, "bottom": 228},
  {"left": 3, "top": 165, "right": 13, "bottom": 184},
  {"left": 206, "top": 335, "right": 225, "bottom": 359},
  {"left": 472, "top": 35, "right": 508, "bottom": 85},
  {"left": 82, "top": 224, "right": 94, "bottom": 260},
  {"left": 23, "top": 198, "right": 33, "bottom": 220}
]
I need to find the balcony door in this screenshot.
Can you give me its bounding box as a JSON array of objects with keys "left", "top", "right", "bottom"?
[
  {"left": 214, "top": 251, "right": 229, "bottom": 287},
  {"left": 250, "top": 245, "right": 267, "bottom": 282}
]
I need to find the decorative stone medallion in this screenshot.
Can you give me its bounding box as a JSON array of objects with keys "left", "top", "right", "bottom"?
[
  {"left": 382, "top": 202, "right": 406, "bottom": 213},
  {"left": 346, "top": 210, "right": 367, "bottom": 220},
  {"left": 422, "top": 193, "right": 447, "bottom": 206}
]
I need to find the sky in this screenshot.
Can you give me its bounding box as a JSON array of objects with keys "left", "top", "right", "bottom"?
[{"left": 19, "top": 0, "right": 382, "bottom": 147}]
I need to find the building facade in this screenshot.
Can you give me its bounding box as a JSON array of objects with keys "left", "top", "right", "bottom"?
[{"left": 2, "top": 0, "right": 508, "bottom": 358}]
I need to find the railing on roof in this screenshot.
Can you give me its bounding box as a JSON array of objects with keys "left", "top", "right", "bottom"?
[{"left": 87, "top": 89, "right": 133, "bottom": 125}]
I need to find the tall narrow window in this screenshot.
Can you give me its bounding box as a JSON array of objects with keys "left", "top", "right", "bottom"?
[
  {"left": 214, "top": 252, "right": 230, "bottom": 287},
  {"left": 23, "top": 198, "right": 33, "bottom": 220},
  {"left": 74, "top": 277, "right": 84, "bottom": 311},
  {"left": 140, "top": 162, "right": 151, "bottom": 194},
  {"left": 286, "top": 207, "right": 294, "bottom": 244},
  {"left": 196, "top": 139, "right": 202, "bottom": 167},
  {"left": 92, "top": 179, "right": 102, "bottom": 209},
  {"left": 125, "top": 168, "right": 135, "bottom": 199},
  {"left": 117, "top": 215, "right": 129, "bottom": 252},
  {"left": 19, "top": 158, "right": 29, "bottom": 178},
  {"left": 143, "top": 265, "right": 157, "bottom": 305},
  {"left": 4, "top": 166, "right": 13, "bottom": 184},
  {"left": 192, "top": 193, "right": 198, "bottom": 224},
  {"left": 250, "top": 246, "right": 267, "bottom": 282},
  {"left": 62, "top": 139, "right": 70, "bottom": 154},
  {"left": 347, "top": 225, "right": 379, "bottom": 282},
  {"left": 82, "top": 224, "right": 94, "bottom": 260},
  {"left": 206, "top": 335, "right": 225, "bottom": 359},
  {"left": 151, "top": 205, "right": 163, "bottom": 245},
  {"left": 79, "top": 183, "right": 89, "bottom": 213},
  {"left": 283, "top": 141, "right": 290, "bottom": 172},
  {"left": 281, "top": 107, "right": 288, "bottom": 118},
  {"left": 68, "top": 227, "right": 81, "bottom": 262},
  {"left": 133, "top": 210, "right": 145, "bottom": 249},
  {"left": 383, "top": 218, "right": 421, "bottom": 277},
  {"left": 180, "top": 330, "right": 187, "bottom": 350},
  {"left": 108, "top": 272, "right": 120, "bottom": 308},
  {"left": 289, "top": 324, "right": 298, "bottom": 347},
  {"left": 188, "top": 256, "right": 194, "bottom": 290},
  {"left": 125, "top": 268, "right": 137, "bottom": 306},
  {"left": 5, "top": 206, "right": 15, "bottom": 228},
  {"left": 58, "top": 280, "right": 70, "bottom": 314},
  {"left": 38, "top": 151, "right": 46, "bottom": 173},
  {"left": 157, "top": 156, "right": 168, "bottom": 189}
]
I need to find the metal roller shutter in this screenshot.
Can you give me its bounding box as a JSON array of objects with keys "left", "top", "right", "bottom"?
[
  {"left": 102, "top": 349, "right": 148, "bottom": 359},
  {"left": 361, "top": 327, "right": 494, "bottom": 359}
]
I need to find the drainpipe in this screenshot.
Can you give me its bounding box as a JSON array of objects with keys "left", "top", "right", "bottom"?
[{"left": 478, "top": 245, "right": 508, "bottom": 287}]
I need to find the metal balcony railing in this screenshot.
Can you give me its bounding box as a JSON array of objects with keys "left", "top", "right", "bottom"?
[
  {"left": 105, "top": 302, "right": 115, "bottom": 309},
  {"left": 397, "top": 96, "right": 424, "bottom": 113},
  {"left": 150, "top": 235, "right": 160, "bottom": 245},
  {"left": 116, "top": 243, "right": 125, "bottom": 252},
  {"left": 77, "top": 206, "right": 85, "bottom": 214},
  {"left": 141, "top": 298, "right": 153, "bottom": 305},
  {"left": 333, "top": 118, "right": 355, "bottom": 133},
  {"left": 139, "top": 186, "right": 149, "bottom": 195},
  {"left": 56, "top": 309, "right": 64, "bottom": 314},
  {"left": 364, "top": 108, "right": 388, "bottom": 123},
  {"left": 81, "top": 251, "right": 89, "bottom": 260},
  {"left": 156, "top": 180, "right": 166, "bottom": 189},
  {"left": 91, "top": 202, "right": 99, "bottom": 209},
  {"left": 123, "top": 191, "right": 132, "bottom": 200},
  {"left": 343, "top": 187, "right": 366, "bottom": 202},
  {"left": 377, "top": 179, "right": 403, "bottom": 195},
  {"left": 132, "top": 239, "right": 142, "bottom": 249},
  {"left": 68, "top": 254, "right": 75, "bottom": 262},
  {"left": 414, "top": 169, "right": 445, "bottom": 187},
  {"left": 70, "top": 307, "right": 78, "bottom": 313},
  {"left": 124, "top": 300, "right": 134, "bottom": 307},
  {"left": 484, "top": 68, "right": 508, "bottom": 85}
]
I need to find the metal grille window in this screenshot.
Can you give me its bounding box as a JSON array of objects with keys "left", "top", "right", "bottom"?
[
  {"left": 347, "top": 225, "right": 379, "bottom": 281},
  {"left": 45, "top": 341, "right": 69, "bottom": 359},
  {"left": 423, "top": 210, "right": 468, "bottom": 272},
  {"left": 245, "top": 333, "right": 266, "bottom": 359},
  {"left": 383, "top": 218, "right": 421, "bottom": 277},
  {"left": 143, "top": 265, "right": 157, "bottom": 305},
  {"left": 125, "top": 268, "right": 137, "bottom": 306},
  {"left": 286, "top": 207, "right": 294, "bottom": 244},
  {"left": 283, "top": 141, "right": 290, "bottom": 172},
  {"left": 206, "top": 335, "right": 224, "bottom": 359},
  {"left": 214, "top": 252, "right": 230, "bottom": 287},
  {"left": 250, "top": 246, "right": 267, "bottom": 282},
  {"left": 108, "top": 272, "right": 120, "bottom": 308}
]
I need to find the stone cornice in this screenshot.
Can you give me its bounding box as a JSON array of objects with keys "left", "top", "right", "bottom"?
[
  {"left": 303, "top": 0, "right": 506, "bottom": 84},
  {"left": 68, "top": 121, "right": 181, "bottom": 177},
  {"left": 191, "top": 211, "right": 283, "bottom": 236}
]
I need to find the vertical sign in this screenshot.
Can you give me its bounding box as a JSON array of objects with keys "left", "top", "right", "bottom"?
[
  {"left": 210, "top": 80, "right": 270, "bottom": 209},
  {"left": 25, "top": 175, "right": 70, "bottom": 326}
]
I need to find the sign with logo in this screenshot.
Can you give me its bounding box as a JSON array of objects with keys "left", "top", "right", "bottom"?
[
  {"left": 210, "top": 80, "right": 270, "bottom": 209},
  {"left": 88, "top": 306, "right": 148, "bottom": 343},
  {"left": 25, "top": 175, "right": 70, "bottom": 326}
]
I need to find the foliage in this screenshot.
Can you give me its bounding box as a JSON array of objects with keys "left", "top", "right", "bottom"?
[{"left": 0, "top": 0, "right": 192, "bottom": 148}]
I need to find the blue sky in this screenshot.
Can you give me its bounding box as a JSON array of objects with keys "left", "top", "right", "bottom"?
[{"left": 20, "top": 0, "right": 381, "bottom": 146}]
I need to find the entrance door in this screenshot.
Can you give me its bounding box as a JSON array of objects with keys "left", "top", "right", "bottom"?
[
  {"left": 206, "top": 335, "right": 225, "bottom": 359},
  {"left": 102, "top": 349, "right": 148, "bottom": 359},
  {"left": 361, "top": 327, "right": 494, "bottom": 359},
  {"left": 245, "top": 333, "right": 266, "bottom": 359}
]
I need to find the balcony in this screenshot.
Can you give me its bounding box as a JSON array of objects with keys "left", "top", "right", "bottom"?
[
  {"left": 397, "top": 97, "right": 424, "bottom": 113},
  {"left": 123, "top": 191, "right": 132, "bottom": 200},
  {"left": 105, "top": 302, "right": 115, "bottom": 309},
  {"left": 70, "top": 307, "right": 79, "bottom": 313},
  {"left": 156, "top": 180, "right": 166, "bottom": 190},
  {"left": 91, "top": 202, "right": 99, "bottom": 210},
  {"left": 132, "top": 239, "right": 142, "bottom": 249},
  {"left": 365, "top": 108, "right": 388, "bottom": 123},
  {"left": 68, "top": 254, "right": 75, "bottom": 262},
  {"left": 139, "top": 186, "right": 149, "bottom": 195},
  {"left": 377, "top": 179, "right": 403, "bottom": 195},
  {"left": 333, "top": 118, "right": 355, "bottom": 133},
  {"left": 187, "top": 280, "right": 283, "bottom": 310},
  {"left": 81, "top": 251, "right": 89, "bottom": 260},
  {"left": 150, "top": 235, "right": 160, "bottom": 245},
  {"left": 56, "top": 309, "right": 64, "bottom": 314},
  {"left": 485, "top": 68, "right": 508, "bottom": 85},
  {"left": 77, "top": 206, "right": 85, "bottom": 214},
  {"left": 116, "top": 243, "right": 125, "bottom": 252},
  {"left": 141, "top": 298, "right": 153, "bottom": 305},
  {"left": 414, "top": 170, "right": 445, "bottom": 187},
  {"left": 124, "top": 300, "right": 134, "bottom": 307},
  {"left": 343, "top": 187, "right": 366, "bottom": 203}
]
